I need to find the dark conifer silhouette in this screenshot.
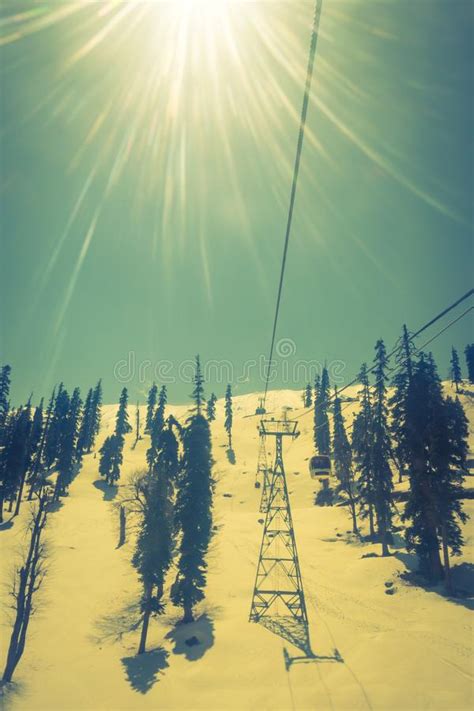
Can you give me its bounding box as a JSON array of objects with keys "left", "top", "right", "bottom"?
[
  {"left": 171, "top": 358, "right": 213, "bottom": 623},
  {"left": 54, "top": 387, "right": 82, "bottom": 500},
  {"left": 304, "top": 383, "right": 312, "bottom": 408},
  {"left": 0, "top": 407, "right": 31, "bottom": 522},
  {"left": 450, "top": 347, "right": 462, "bottom": 393},
  {"left": 314, "top": 367, "right": 330, "bottom": 455},
  {"left": 0, "top": 364, "right": 12, "bottom": 439},
  {"left": 332, "top": 388, "right": 358, "bottom": 534},
  {"left": 207, "top": 393, "right": 217, "bottom": 422},
  {"left": 145, "top": 383, "right": 158, "bottom": 433},
  {"left": 464, "top": 344, "right": 474, "bottom": 384},
  {"left": 191, "top": 355, "right": 205, "bottom": 415},
  {"left": 389, "top": 325, "right": 416, "bottom": 482},
  {"left": 371, "top": 340, "right": 393, "bottom": 556},
  {"left": 352, "top": 364, "right": 375, "bottom": 538}
]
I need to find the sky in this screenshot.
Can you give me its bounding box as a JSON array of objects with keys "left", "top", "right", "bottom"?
[{"left": 0, "top": 0, "right": 472, "bottom": 406}]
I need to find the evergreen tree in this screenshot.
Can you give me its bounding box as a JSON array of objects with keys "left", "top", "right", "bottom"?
[
  {"left": 54, "top": 388, "right": 77, "bottom": 499},
  {"left": 44, "top": 384, "right": 68, "bottom": 469},
  {"left": 98, "top": 436, "right": 115, "bottom": 484},
  {"left": 27, "top": 388, "right": 55, "bottom": 499},
  {"left": 115, "top": 387, "right": 132, "bottom": 437},
  {"left": 403, "top": 354, "right": 469, "bottom": 585},
  {"left": 133, "top": 420, "right": 179, "bottom": 653},
  {"left": 0, "top": 364, "right": 12, "bottom": 439},
  {"left": 90, "top": 379, "right": 103, "bottom": 447},
  {"left": 133, "top": 401, "right": 141, "bottom": 448},
  {"left": 0, "top": 408, "right": 31, "bottom": 521},
  {"left": 207, "top": 393, "right": 217, "bottom": 422},
  {"left": 352, "top": 364, "right": 375, "bottom": 538},
  {"left": 14, "top": 399, "right": 44, "bottom": 516},
  {"left": 224, "top": 384, "right": 233, "bottom": 449},
  {"left": 172, "top": 359, "right": 213, "bottom": 623},
  {"left": 314, "top": 368, "right": 330, "bottom": 455},
  {"left": 371, "top": 340, "right": 393, "bottom": 555},
  {"left": 191, "top": 355, "right": 205, "bottom": 415},
  {"left": 304, "top": 383, "right": 312, "bottom": 408},
  {"left": 147, "top": 386, "right": 167, "bottom": 470},
  {"left": 145, "top": 383, "right": 158, "bottom": 433},
  {"left": 77, "top": 388, "right": 94, "bottom": 455},
  {"left": 450, "top": 347, "right": 462, "bottom": 393},
  {"left": 464, "top": 344, "right": 474, "bottom": 384},
  {"left": 332, "top": 388, "right": 358, "bottom": 534},
  {"left": 389, "top": 325, "right": 416, "bottom": 482}
]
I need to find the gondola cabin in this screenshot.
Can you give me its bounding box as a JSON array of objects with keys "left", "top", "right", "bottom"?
[{"left": 309, "top": 454, "right": 331, "bottom": 479}]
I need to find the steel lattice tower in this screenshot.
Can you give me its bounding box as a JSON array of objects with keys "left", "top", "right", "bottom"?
[
  {"left": 250, "top": 418, "right": 309, "bottom": 625},
  {"left": 256, "top": 431, "right": 271, "bottom": 513}
]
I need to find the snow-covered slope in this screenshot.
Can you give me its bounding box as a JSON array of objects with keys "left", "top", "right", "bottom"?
[{"left": 1, "top": 386, "right": 473, "bottom": 710}]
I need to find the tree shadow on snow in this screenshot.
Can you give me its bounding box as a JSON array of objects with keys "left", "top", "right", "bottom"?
[
  {"left": 0, "top": 519, "right": 14, "bottom": 532},
  {"left": 226, "top": 448, "right": 236, "bottom": 465},
  {"left": 395, "top": 553, "right": 474, "bottom": 611},
  {"left": 165, "top": 614, "right": 215, "bottom": 661},
  {"left": 93, "top": 479, "right": 118, "bottom": 501},
  {"left": 91, "top": 600, "right": 142, "bottom": 645},
  {"left": 121, "top": 647, "right": 169, "bottom": 694}
]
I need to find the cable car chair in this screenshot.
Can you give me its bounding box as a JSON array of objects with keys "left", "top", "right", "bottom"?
[{"left": 309, "top": 454, "right": 331, "bottom": 479}]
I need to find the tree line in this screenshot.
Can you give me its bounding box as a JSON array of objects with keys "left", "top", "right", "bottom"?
[{"left": 307, "top": 335, "right": 473, "bottom": 592}]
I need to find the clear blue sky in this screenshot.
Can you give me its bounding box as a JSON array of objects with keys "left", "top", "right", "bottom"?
[{"left": 1, "top": 1, "right": 472, "bottom": 405}]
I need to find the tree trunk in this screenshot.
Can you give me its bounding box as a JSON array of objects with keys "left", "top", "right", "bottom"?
[
  {"left": 441, "top": 524, "right": 453, "bottom": 595},
  {"left": 14, "top": 469, "right": 28, "bottom": 517},
  {"left": 182, "top": 603, "right": 194, "bottom": 624},
  {"left": 0, "top": 494, "right": 4, "bottom": 523},
  {"left": 368, "top": 505, "right": 375, "bottom": 538},
  {"left": 349, "top": 499, "right": 359, "bottom": 535},
  {"left": 138, "top": 584, "right": 153, "bottom": 654}
]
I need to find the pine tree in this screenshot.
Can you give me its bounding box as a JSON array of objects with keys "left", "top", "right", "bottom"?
[
  {"left": 147, "top": 386, "right": 167, "bottom": 470},
  {"left": 450, "top": 347, "right": 462, "bottom": 393},
  {"left": 389, "top": 325, "right": 416, "bottom": 482},
  {"left": 191, "top": 355, "right": 205, "bottom": 415},
  {"left": 27, "top": 388, "right": 56, "bottom": 499},
  {"left": 403, "top": 354, "right": 469, "bottom": 585},
  {"left": 224, "top": 384, "right": 233, "bottom": 449},
  {"left": 145, "top": 383, "right": 158, "bottom": 433},
  {"left": 464, "top": 344, "right": 474, "bottom": 384},
  {"left": 332, "top": 388, "right": 358, "bottom": 534},
  {"left": 14, "top": 399, "right": 44, "bottom": 516},
  {"left": 133, "top": 401, "right": 141, "bottom": 448},
  {"left": 77, "top": 388, "right": 94, "bottom": 455},
  {"left": 314, "top": 367, "right": 330, "bottom": 455},
  {"left": 207, "top": 393, "right": 217, "bottom": 422},
  {"left": 44, "top": 384, "right": 68, "bottom": 469},
  {"left": 90, "top": 379, "right": 103, "bottom": 447},
  {"left": 371, "top": 340, "right": 393, "bottom": 556},
  {"left": 0, "top": 364, "right": 12, "bottom": 439},
  {"left": 55, "top": 388, "right": 83, "bottom": 499},
  {"left": 133, "top": 420, "right": 179, "bottom": 653},
  {"left": 99, "top": 436, "right": 115, "bottom": 484},
  {"left": 352, "top": 364, "right": 375, "bottom": 538},
  {"left": 0, "top": 408, "right": 31, "bottom": 521},
  {"left": 115, "top": 388, "right": 132, "bottom": 437},
  {"left": 172, "top": 359, "right": 213, "bottom": 623},
  {"left": 304, "top": 383, "right": 312, "bottom": 408}
]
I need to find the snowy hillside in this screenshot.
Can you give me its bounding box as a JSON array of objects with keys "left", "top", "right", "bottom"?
[{"left": 1, "top": 385, "right": 473, "bottom": 711}]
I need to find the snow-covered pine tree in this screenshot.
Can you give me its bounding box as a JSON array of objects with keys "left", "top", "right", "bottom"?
[
  {"left": 171, "top": 359, "right": 213, "bottom": 623},
  {"left": 450, "top": 347, "right": 462, "bottom": 393},
  {"left": 133, "top": 420, "right": 179, "bottom": 654},
  {"left": 314, "top": 368, "right": 330, "bottom": 455},
  {"left": 371, "top": 340, "right": 393, "bottom": 556},
  {"left": 224, "top": 384, "right": 233, "bottom": 449},
  {"left": 464, "top": 344, "right": 474, "bottom": 384},
  {"left": 145, "top": 383, "right": 158, "bottom": 433},
  {"left": 332, "top": 388, "right": 358, "bottom": 534},
  {"left": 352, "top": 363, "right": 375, "bottom": 538},
  {"left": 207, "top": 393, "right": 217, "bottom": 422}
]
